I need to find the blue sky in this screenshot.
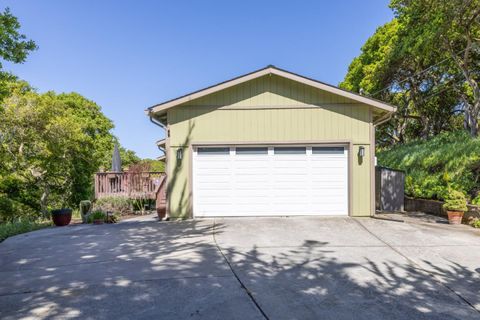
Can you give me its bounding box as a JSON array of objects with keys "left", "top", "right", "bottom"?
[{"left": 2, "top": 1, "right": 393, "bottom": 159}]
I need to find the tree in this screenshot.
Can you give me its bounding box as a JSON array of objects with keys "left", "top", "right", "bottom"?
[
  {"left": 341, "top": 0, "right": 480, "bottom": 146},
  {"left": 341, "top": 19, "right": 462, "bottom": 146},
  {"left": 390, "top": 0, "right": 480, "bottom": 136},
  {"left": 0, "top": 83, "right": 139, "bottom": 219},
  {"left": 0, "top": 8, "right": 37, "bottom": 99}
]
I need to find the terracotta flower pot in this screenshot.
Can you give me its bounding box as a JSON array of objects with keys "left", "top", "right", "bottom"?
[
  {"left": 51, "top": 208, "right": 72, "bottom": 227},
  {"left": 93, "top": 219, "right": 104, "bottom": 225},
  {"left": 157, "top": 207, "right": 166, "bottom": 221},
  {"left": 447, "top": 211, "right": 464, "bottom": 225}
]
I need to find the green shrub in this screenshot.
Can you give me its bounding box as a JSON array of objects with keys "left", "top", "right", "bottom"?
[
  {"left": 95, "top": 196, "right": 131, "bottom": 215},
  {"left": 0, "top": 220, "right": 52, "bottom": 242},
  {"left": 0, "top": 194, "right": 40, "bottom": 223},
  {"left": 378, "top": 131, "right": 480, "bottom": 201},
  {"left": 105, "top": 212, "right": 120, "bottom": 223},
  {"left": 471, "top": 219, "right": 480, "bottom": 228},
  {"left": 442, "top": 190, "right": 468, "bottom": 212},
  {"left": 87, "top": 210, "right": 106, "bottom": 223},
  {"left": 472, "top": 195, "right": 480, "bottom": 206},
  {"left": 131, "top": 196, "right": 154, "bottom": 212}
]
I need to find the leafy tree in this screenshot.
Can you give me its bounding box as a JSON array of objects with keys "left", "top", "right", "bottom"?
[
  {"left": 340, "top": 1, "right": 479, "bottom": 145},
  {"left": 0, "top": 8, "right": 36, "bottom": 99},
  {"left": 391, "top": 0, "right": 480, "bottom": 136},
  {"left": 129, "top": 159, "right": 165, "bottom": 172},
  {"left": 0, "top": 83, "right": 139, "bottom": 218},
  {"left": 0, "top": 8, "right": 36, "bottom": 67}
]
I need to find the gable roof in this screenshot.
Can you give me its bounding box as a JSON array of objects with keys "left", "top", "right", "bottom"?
[{"left": 146, "top": 65, "right": 397, "bottom": 115}]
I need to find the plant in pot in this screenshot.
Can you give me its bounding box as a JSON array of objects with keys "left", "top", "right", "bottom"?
[
  {"left": 51, "top": 208, "right": 73, "bottom": 227},
  {"left": 79, "top": 200, "right": 92, "bottom": 224},
  {"left": 442, "top": 190, "right": 468, "bottom": 225},
  {"left": 89, "top": 210, "right": 106, "bottom": 225}
]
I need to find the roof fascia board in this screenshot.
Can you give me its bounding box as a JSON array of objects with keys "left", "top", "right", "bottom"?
[{"left": 146, "top": 67, "right": 396, "bottom": 115}]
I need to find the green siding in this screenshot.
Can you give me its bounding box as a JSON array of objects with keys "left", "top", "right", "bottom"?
[{"left": 166, "top": 75, "right": 373, "bottom": 218}]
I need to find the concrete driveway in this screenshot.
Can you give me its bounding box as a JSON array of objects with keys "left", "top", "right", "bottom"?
[{"left": 0, "top": 215, "right": 479, "bottom": 320}]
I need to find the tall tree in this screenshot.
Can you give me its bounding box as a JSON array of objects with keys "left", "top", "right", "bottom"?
[
  {"left": 391, "top": 0, "right": 480, "bottom": 136},
  {"left": 0, "top": 8, "right": 36, "bottom": 99},
  {"left": 340, "top": 19, "right": 461, "bottom": 146},
  {"left": 0, "top": 85, "right": 139, "bottom": 218}
]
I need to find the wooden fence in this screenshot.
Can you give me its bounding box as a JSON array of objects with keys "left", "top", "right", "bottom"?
[{"left": 94, "top": 172, "right": 166, "bottom": 199}]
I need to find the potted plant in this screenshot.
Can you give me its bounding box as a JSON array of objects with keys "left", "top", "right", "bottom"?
[
  {"left": 90, "top": 210, "right": 106, "bottom": 225},
  {"left": 51, "top": 208, "right": 73, "bottom": 227},
  {"left": 443, "top": 190, "right": 468, "bottom": 225}
]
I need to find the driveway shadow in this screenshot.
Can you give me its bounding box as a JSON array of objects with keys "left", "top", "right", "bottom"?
[{"left": 0, "top": 217, "right": 479, "bottom": 319}]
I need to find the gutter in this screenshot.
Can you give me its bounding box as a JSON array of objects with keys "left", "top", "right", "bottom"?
[{"left": 373, "top": 111, "right": 394, "bottom": 127}]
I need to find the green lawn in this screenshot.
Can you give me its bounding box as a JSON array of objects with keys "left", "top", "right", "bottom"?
[{"left": 0, "top": 220, "right": 52, "bottom": 242}]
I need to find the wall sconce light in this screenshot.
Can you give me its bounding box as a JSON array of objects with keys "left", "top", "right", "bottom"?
[
  {"left": 358, "top": 146, "right": 365, "bottom": 158},
  {"left": 176, "top": 148, "right": 183, "bottom": 161}
]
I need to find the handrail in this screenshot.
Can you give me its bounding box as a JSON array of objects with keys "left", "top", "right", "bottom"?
[{"left": 94, "top": 172, "right": 166, "bottom": 199}]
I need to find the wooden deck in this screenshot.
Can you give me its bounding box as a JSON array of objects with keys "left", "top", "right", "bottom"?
[{"left": 94, "top": 172, "right": 166, "bottom": 199}]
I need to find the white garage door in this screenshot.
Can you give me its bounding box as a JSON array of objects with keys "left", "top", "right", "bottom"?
[{"left": 192, "top": 145, "right": 349, "bottom": 217}]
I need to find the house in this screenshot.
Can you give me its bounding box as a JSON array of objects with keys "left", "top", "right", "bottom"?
[{"left": 146, "top": 66, "right": 396, "bottom": 219}]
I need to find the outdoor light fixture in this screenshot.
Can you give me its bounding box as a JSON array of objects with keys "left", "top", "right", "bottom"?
[
  {"left": 176, "top": 148, "right": 183, "bottom": 161},
  {"left": 358, "top": 146, "right": 365, "bottom": 158}
]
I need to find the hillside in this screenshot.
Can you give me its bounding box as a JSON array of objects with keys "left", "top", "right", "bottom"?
[{"left": 377, "top": 131, "right": 480, "bottom": 204}]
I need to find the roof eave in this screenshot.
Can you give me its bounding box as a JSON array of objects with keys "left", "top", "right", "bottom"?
[{"left": 147, "top": 66, "right": 397, "bottom": 115}]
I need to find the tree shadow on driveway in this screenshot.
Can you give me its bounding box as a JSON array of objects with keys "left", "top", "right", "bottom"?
[
  {"left": 0, "top": 218, "right": 479, "bottom": 319},
  {"left": 221, "top": 239, "right": 480, "bottom": 320}
]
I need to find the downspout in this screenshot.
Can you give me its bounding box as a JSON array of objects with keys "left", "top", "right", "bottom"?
[
  {"left": 371, "top": 110, "right": 394, "bottom": 216},
  {"left": 149, "top": 114, "right": 167, "bottom": 153},
  {"left": 149, "top": 113, "right": 167, "bottom": 131}
]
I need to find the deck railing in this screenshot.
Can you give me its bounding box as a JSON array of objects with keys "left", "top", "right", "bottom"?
[{"left": 94, "top": 172, "right": 166, "bottom": 199}]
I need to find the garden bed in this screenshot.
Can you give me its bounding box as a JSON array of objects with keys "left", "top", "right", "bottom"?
[
  {"left": 405, "top": 197, "right": 480, "bottom": 225},
  {"left": 0, "top": 220, "right": 52, "bottom": 242}
]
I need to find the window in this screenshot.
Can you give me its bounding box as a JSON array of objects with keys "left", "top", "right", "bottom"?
[
  {"left": 274, "top": 147, "right": 306, "bottom": 155},
  {"left": 312, "top": 147, "right": 344, "bottom": 154},
  {"left": 236, "top": 147, "right": 268, "bottom": 155},
  {"left": 197, "top": 147, "right": 230, "bottom": 155}
]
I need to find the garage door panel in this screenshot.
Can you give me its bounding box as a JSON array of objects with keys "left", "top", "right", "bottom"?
[
  {"left": 273, "top": 191, "right": 310, "bottom": 198},
  {"left": 273, "top": 160, "right": 308, "bottom": 167},
  {"left": 311, "top": 189, "right": 346, "bottom": 196},
  {"left": 193, "top": 145, "right": 348, "bottom": 217},
  {"left": 234, "top": 191, "right": 270, "bottom": 198},
  {"left": 196, "top": 178, "right": 231, "bottom": 186},
  {"left": 235, "top": 174, "right": 269, "bottom": 182},
  {"left": 235, "top": 164, "right": 269, "bottom": 170},
  {"left": 310, "top": 163, "right": 345, "bottom": 175}
]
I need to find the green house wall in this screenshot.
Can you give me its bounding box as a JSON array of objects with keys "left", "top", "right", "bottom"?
[{"left": 165, "top": 75, "right": 373, "bottom": 218}]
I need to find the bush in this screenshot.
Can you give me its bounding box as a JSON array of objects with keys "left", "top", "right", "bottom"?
[
  {"left": 471, "top": 219, "right": 480, "bottom": 228},
  {"left": 472, "top": 195, "right": 480, "bottom": 206},
  {"left": 0, "top": 194, "right": 40, "bottom": 223},
  {"left": 87, "top": 210, "right": 106, "bottom": 223},
  {"left": 131, "top": 197, "right": 154, "bottom": 212},
  {"left": 105, "top": 212, "right": 120, "bottom": 223},
  {"left": 95, "top": 196, "right": 131, "bottom": 215},
  {"left": 0, "top": 220, "right": 52, "bottom": 242},
  {"left": 378, "top": 131, "right": 480, "bottom": 201},
  {"left": 442, "top": 190, "right": 468, "bottom": 212}
]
